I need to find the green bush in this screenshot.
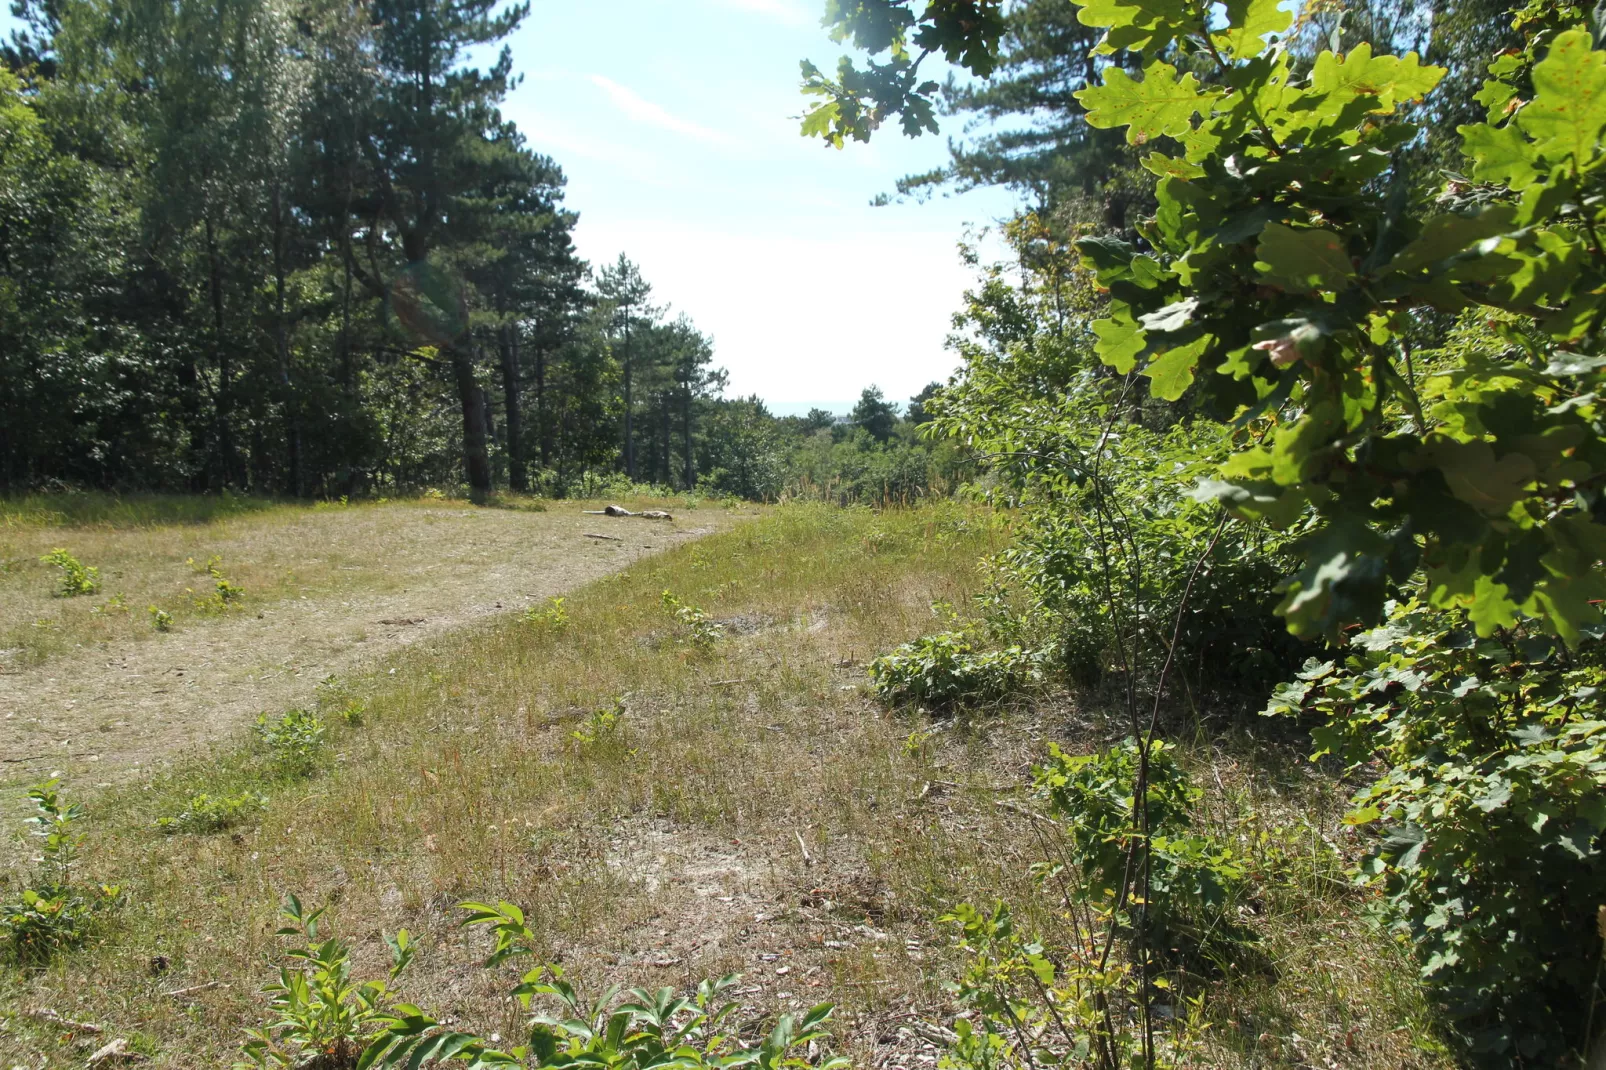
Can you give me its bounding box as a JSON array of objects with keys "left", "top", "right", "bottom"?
[
  {"left": 155, "top": 791, "right": 267, "bottom": 835},
  {"left": 869, "top": 631, "right": 1038, "bottom": 709},
  {"left": 661, "top": 589, "right": 723, "bottom": 649},
  {"left": 1267, "top": 601, "right": 1606, "bottom": 1062},
  {"left": 0, "top": 781, "right": 120, "bottom": 962},
  {"left": 254, "top": 709, "right": 327, "bottom": 778},
  {"left": 1034, "top": 738, "right": 1243, "bottom": 955},
  {"left": 237, "top": 895, "right": 415, "bottom": 1069},
  {"left": 40, "top": 547, "right": 98, "bottom": 596}
]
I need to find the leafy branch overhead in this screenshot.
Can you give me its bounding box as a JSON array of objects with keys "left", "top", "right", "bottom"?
[{"left": 807, "top": 0, "right": 1606, "bottom": 648}]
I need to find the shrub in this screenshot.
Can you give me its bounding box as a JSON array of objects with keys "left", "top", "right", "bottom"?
[
  {"left": 869, "top": 631, "right": 1038, "bottom": 709},
  {"left": 1035, "top": 738, "right": 1244, "bottom": 956},
  {"left": 359, "top": 900, "right": 849, "bottom": 1070},
  {"left": 155, "top": 791, "right": 267, "bottom": 835},
  {"left": 148, "top": 605, "right": 173, "bottom": 631},
  {"left": 40, "top": 547, "right": 97, "bottom": 596},
  {"left": 1267, "top": 601, "right": 1606, "bottom": 1062},
  {"left": 661, "top": 589, "right": 723, "bottom": 649},
  {"left": 254, "top": 709, "right": 327, "bottom": 777},
  {"left": 236, "top": 895, "right": 415, "bottom": 1070},
  {"left": 0, "top": 781, "right": 120, "bottom": 962},
  {"left": 523, "top": 596, "right": 568, "bottom": 633}
]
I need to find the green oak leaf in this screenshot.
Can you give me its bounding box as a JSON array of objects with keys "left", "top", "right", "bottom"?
[
  {"left": 1255, "top": 224, "right": 1355, "bottom": 293},
  {"left": 1468, "top": 573, "right": 1519, "bottom": 635},
  {"left": 1214, "top": 0, "right": 1291, "bottom": 60},
  {"left": 1092, "top": 317, "right": 1147, "bottom": 373},
  {"left": 1383, "top": 207, "right": 1516, "bottom": 276},
  {"left": 1138, "top": 297, "right": 1199, "bottom": 332},
  {"left": 1519, "top": 28, "right": 1606, "bottom": 171},
  {"left": 1413, "top": 439, "right": 1537, "bottom": 514},
  {"left": 1075, "top": 0, "right": 1193, "bottom": 56},
  {"left": 1143, "top": 333, "right": 1212, "bottom": 401},
  {"left": 1076, "top": 61, "right": 1215, "bottom": 146},
  {"left": 1310, "top": 44, "right": 1445, "bottom": 113},
  {"left": 1458, "top": 121, "right": 1540, "bottom": 190}
]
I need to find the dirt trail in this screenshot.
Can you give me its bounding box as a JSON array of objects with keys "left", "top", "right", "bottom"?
[{"left": 0, "top": 503, "right": 745, "bottom": 786}]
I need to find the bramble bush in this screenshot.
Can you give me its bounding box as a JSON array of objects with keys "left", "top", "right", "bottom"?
[
  {"left": 869, "top": 630, "right": 1039, "bottom": 709},
  {"left": 1267, "top": 602, "right": 1606, "bottom": 1059}
]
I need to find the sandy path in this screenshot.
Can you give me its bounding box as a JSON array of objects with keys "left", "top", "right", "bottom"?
[{"left": 0, "top": 503, "right": 746, "bottom": 786}]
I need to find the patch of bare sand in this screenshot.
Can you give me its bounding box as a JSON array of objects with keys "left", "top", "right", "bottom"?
[{"left": 0, "top": 504, "right": 749, "bottom": 786}]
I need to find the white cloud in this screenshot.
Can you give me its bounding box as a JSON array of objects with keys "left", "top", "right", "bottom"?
[
  {"left": 572, "top": 220, "right": 987, "bottom": 404},
  {"left": 587, "top": 75, "right": 735, "bottom": 146}
]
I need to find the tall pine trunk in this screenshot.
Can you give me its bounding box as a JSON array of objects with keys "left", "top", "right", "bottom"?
[
  {"left": 683, "top": 386, "right": 694, "bottom": 489},
  {"left": 451, "top": 341, "right": 493, "bottom": 502},
  {"left": 272, "top": 183, "right": 302, "bottom": 497},
  {"left": 622, "top": 314, "right": 635, "bottom": 478},
  {"left": 499, "top": 324, "right": 526, "bottom": 491}
]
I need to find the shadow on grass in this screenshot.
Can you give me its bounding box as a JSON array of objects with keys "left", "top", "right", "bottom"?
[{"left": 0, "top": 490, "right": 281, "bottom": 529}]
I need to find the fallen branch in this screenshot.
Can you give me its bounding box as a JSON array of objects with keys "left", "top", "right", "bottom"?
[
  {"left": 25, "top": 1007, "right": 104, "bottom": 1033},
  {"left": 795, "top": 830, "right": 813, "bottom": 868},
  {"left": 582, "top": 505, "right": 673, "bottom": 520},
  {"left": 583, "top": 532, "right": 623, "bottom": 542},
  {"left": 163, "top": 981, "right": 226, "bottom": 1000}
]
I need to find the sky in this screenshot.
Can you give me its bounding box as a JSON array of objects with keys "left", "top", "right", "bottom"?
[
  {"left": 495, "top": 0, "right": 1022, "bottom": 413},
  {"left": 2, "top": 0, "right": 1025, "bottom": 414}
]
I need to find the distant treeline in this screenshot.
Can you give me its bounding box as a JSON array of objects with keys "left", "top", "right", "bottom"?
[{"left": 0, "top": 0, "right": 965, "bottom": 503}]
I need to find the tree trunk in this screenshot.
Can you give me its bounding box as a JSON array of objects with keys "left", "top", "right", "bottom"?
[
  {"left": 683, "top": 385, "right": 694, "bottom": 489},
  {"left": 622, "top": 312, "right": 634, "bottom": 478},
  {"left": 205, "top": 214, "right": 234, "bottom": 490},
  {"left": 499, "top": 324, "right": 526, "bottom": 491},
  {"left": 660, "top": 398, "right": 671, "bottom": 486},
  {"left": 535, "top": 344, "right": 548, "bottom": 469},
  {"left": 272, "top": 183, "right": 302, "bottom": 497},
  {"left": 451, "top": 342, "right": 493, "bottom": 502}
]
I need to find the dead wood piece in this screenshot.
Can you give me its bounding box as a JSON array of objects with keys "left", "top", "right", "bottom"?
[
  {"left": 583, "top": 532, "right": 623, "bottom": 542},
  {"left": 163, "top": 981, "right": 226, "bottom": 1000},
  {"left": 89, "top": 1037, "right": 145, "bottom": 1065},
  {"left": 26, "top": 1007, "right": 104, "bottom": 1033},
  {"left": 795, "top": 830, "right": 813, "bottom": 868},
  {"left": 581, "top": 505, "right": 672, "bottom": 520},
  {"left": 378, "top": 617, "right": 425, "bottom": 626}
]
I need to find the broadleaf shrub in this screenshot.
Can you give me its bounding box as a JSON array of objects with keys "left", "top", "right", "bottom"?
[
  {"left": 869, "top": 631, "right": 1039, "bottom": 709},
  {"left": 1035, "top": 738, "right": 1244, "bottom": 956},
  {"left": 0, "top": 781, "right": 120, "bottom": 962},
  {"left": 1267, "top": 602, "right": 1606, "bottom": 1060}
]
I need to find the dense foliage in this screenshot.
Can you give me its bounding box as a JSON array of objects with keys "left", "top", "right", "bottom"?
[{"left": 810, "top": 0, "right": 1606, "bottom": 1061}]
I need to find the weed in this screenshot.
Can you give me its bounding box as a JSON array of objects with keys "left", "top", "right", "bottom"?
[
  {"left": 661, "top": 589, "right": 723, "bottom": 649},
  {"left": 524, "top": 596, "right": 569, "bottom": 632},
  {"left": 361, "top": 900, "right": 850, "bottom": 1070},
  {"left": 237, "top": 895, "right": 415, "bottom": 1069},
  {"left": 0, "top": 781, "right": 121, "bottom": 962},
  {"left": 155, "top": 791, "right": 267, "bottom": 835},
  {"left": 92, "top": 592, "right": 129, "bottom": 615},
  {"left": 254, "top": 708, "right": 327, "bottom": 777},
  {"left": 869, "top": 631, "right": 1038, "bottom": 709},
  {"left": 40, "top": 547, "right": 98, "bottom": 596},
  {"left": 570, "top": 697, "right": 625, "bottom": 748},
  {"left": 149, "top": 605, "right": 173, "bottom": 631}
]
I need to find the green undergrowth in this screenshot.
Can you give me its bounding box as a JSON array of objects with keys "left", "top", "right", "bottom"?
[{"left": 0, "top": 504, "right": 1441, "bottom": 1069}]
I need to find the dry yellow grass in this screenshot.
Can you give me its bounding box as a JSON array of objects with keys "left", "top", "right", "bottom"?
[
  {"left": 0, "top": 502, "right": 1447, "bottom": 1070},
  {"left": 0, "top": 493, "right": 750, "bottom": 788}
]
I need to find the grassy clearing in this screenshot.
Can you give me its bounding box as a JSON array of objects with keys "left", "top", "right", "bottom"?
[
  {"left": 0, "top": 491, "right": 699, "bottom": 668},
  {"left": 0, "top": 504, "right": 1444, "bottom": 1068}
]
